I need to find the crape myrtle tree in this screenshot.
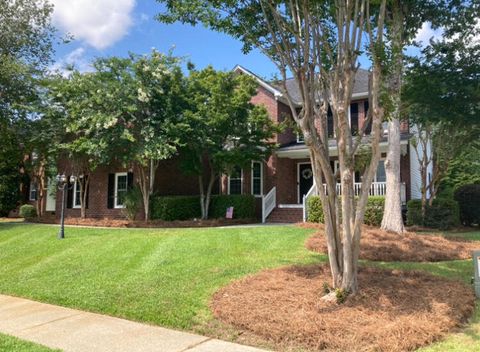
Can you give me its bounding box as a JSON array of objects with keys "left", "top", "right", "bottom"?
[
  {"left": 158, "top": 0, "right": 388, "bottom": 296},
  {"left": 58, "top": 51, "right": 187, "bottom": 221},
  {"left": 181, "top": 66, "right": 279, "bottom": 219},
  {"left": 380, "top": 0, "right": 476, "bottom": 233}
]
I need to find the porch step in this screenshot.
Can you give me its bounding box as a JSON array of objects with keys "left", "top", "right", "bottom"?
[{"left": 266, "top": 207, "right": 303, "bottom": 223}]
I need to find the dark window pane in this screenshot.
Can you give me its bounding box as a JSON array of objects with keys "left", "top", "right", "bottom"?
[
  {"left": 350, "top": 103, "right": 359, "bottom": 135},
  {"left": 327, "top": 107, "right": 334, "bottom": 138}
]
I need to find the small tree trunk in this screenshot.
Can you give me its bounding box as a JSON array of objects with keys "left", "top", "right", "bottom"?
[{"left": 136, "top": 159, "right": 158, "bottom": 222}]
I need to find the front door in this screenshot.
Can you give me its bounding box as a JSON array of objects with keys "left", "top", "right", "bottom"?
[{"left": 298, "top": 163, "right": 313, "bottom": 203}]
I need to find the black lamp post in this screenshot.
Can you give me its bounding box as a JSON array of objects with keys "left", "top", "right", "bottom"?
[{"left": 56, "top": 174, "right": 76, "bottom": 239}]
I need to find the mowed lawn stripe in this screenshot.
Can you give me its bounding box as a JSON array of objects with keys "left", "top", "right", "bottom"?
[{"left": 0, "top": 224, "right": 319, "bottom": 329}]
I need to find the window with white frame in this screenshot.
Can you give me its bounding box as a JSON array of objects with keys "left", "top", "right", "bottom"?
[
  {"left": 228, "top": 167, "right": 243, "bottom": 195},
  {"left": 114, "top": 172, "right": 128, "bottom": 208},
  {"left": 296, "top": 132, "right": 304, "bottom": 143},
  {"left": 72, "top": 180, "right": 81, "bottom": 208},
  {"left": 29, "top": 182, "right": 37, "bottom": 201},
  {"left": 251, "top": 161, "right": 263, "bottom": 196}
]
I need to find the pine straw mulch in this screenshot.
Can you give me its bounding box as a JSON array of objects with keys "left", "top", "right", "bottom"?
[
  {"left": 28, "top": 217, "right": 254, "bottom": 228},
  {"left": 301, "top": 223, "right": 480, "bottom": 262},
  {"left": 212, "top": 264, "right": 475, "bottom": 352}
]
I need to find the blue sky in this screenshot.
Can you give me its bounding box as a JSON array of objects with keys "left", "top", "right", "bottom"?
[{"left": 50, "top": 0, "right": 438, "bottom": 79}]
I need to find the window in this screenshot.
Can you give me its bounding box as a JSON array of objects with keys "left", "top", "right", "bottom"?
[
  {"left": 375, "top": 160, "right": 386, "bottom": 182},
  {"left": 114, "top": 172, "right": 128, "bottom": 208},
  {"left": 72, "top": 180, "right": 81, "bottom": 208},
  {"left": 29, "top": 182, "right": 37, "bottom": 201},
  {"left": 296, "top": 132, "right": 304, "bottom": 143},
  {"left": 251, "top": 162, "right": 263, "bottom": 197},
  {"left": 228, "top": 167, "right": 243, "bottom": 195},
  {"left": 350, "top": 103, "right": 359, "bottom": 134},
  {"left": 327, "top": 107, "right": 334, "bottom": 138}
]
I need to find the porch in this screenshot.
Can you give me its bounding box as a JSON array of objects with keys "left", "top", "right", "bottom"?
[{"left": 261, "top": 181, "right": 403, "bottom": 223}]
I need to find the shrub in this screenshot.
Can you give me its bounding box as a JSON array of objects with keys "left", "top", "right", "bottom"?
[
  {"left": 364, "top": 196, "right": 385, "bottom": 226},
  {"left": 209, "top": 194, "right": 256, "bottom": 219},
  {"left": 407, "top": 198, "right": 460, "bottom": 230},
  {"left": 424, "top": 198, "right": 460, "bottom": 230},
  {"left": 307, "top": 196, "right": 324, "bottom": 223},
  {"left": 19, "top": 204, "right": 37, "bottom": 219},
  {"left": 122, "top": 186, "right": 143, "bottom": 221},
  {"left": 406, "top": 199, "right": 423, "bottom": 226},
  {"left": 307, "top": 196, "right": 384, "bottom": 226},
  {"left": 151, "top": 196, "right": 201, "bottom": 221},
  {"left": 454, "top": 184, "right": 480, "bottom": 226}
]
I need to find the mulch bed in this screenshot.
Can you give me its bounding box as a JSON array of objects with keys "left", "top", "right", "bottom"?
[
  {"left": 301, "top": 223, "right": 480, "bottom": 262},
  {"left": 28, "top": 217, "right": 255, "bottom": 228},
  {"left": 212, "top": 264, "right": 475, "bottom": 352}
]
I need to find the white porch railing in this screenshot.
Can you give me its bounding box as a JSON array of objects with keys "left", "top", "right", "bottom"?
[
  {"left": 303, "top": 182, "right": 407, "bottom": 222},
  {"left": 262, "top": 187, "right": 276, "bottom": 223},
  {"left": 302, "top": 183, "right": 318, "bottom": 222}
]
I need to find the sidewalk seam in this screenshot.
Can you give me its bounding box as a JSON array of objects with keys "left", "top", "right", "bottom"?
[
  {"left": 179, "top": 337, "right": 213, "bottom": 351},
  {"left": 17, "top": 312, "right": 85, "bottom": 333}
]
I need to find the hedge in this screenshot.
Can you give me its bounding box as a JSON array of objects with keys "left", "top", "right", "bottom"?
[
  {"left": 150, "top": 194, "right": 256, "bottom": 221},
  {"left": 454, "top": 184, "right": 480, "bottom": 226},
  {"left": 406, "top": 199, "right": 423, "bottom": 226},
  {"left": 209, "top": 194, "right": 256, "bottom": 219},
  {"left": 307, "top": 196, "right": 385, "bottom": 226},
  {"left": 406, "top": 198, "right": 460, "bottom": 230},
  {"left": 151, "top": 196, "right": 201, "bottom": 221},
  {"left": 19, "top": 204, "right": 37, "bottom": 219}
]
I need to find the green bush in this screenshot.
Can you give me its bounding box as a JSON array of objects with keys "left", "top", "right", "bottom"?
[
  {"left": 307, "top": 196, "right": 384, "bottom": 226},
  {"left": 122, "top": 186, "right": 143, "bottom": 220},
  {"left": 209, "top": 194, "right": 256, "bottom": 219},
  {"left": 406, "top": 199, "right": 423, "bottom": 226},
  {"left": 424, "top": 198, "right": 460, "bottom": 230},
  {"left": 19, "top": 204, "right": 37, "bottom": 219},
  {"left": 407, "top": 198, "right": 460, "bottom": 230},
  {"left": 454, "top": 184, "right": 480, "bottom": 226},
  {"left": 151, "top": 196, "right": 201, "bottom": 221},
  {"left": 364, "top": 196, "right": 385, "bottom": 226},
  {"left": 307, "top": 196, "right": 324, "bottom": 223}
]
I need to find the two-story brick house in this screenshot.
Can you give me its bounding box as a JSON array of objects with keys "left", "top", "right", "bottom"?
[{"left": 29, "top": 65, "right": 428, "bottom": 223}]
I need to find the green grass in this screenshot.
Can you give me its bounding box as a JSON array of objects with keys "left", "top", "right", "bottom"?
[
  {"left": 0, "top": 223, "right": 479, "bottom": 351},
  {"left": 0, "top": 333, "right": 59, "bottom": 352},
  {"left": 0, "top": 223, "right": 321, "bottom": 329}
]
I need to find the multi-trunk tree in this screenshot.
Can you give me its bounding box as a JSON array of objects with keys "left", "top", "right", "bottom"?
[
  {"left": 181, "top": 66, "right": 279, "bottom": 219},
  {"left": 158, "top": 0, "right": 388, "bottom": 295},
  {"left": 55, "top": 51, "right": 187, "bottom": 221}
]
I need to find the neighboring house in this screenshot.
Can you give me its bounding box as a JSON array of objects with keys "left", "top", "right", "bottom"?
[{"left": 29, "top": 65, "right": 431, "bottom": 223}]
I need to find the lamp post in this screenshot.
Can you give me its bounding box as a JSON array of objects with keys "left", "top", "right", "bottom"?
[{"left": 56, "top": 174, "right": 76, "bottom": 239}]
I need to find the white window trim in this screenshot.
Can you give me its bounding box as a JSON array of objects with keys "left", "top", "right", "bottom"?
[
  {"left": 227, "top": 168, "right": 243, "bottom": 195},
  {"left": 373, "top": 159, "right": 386, "bottom": 183},
  {"left": 72, "top": 180, "right": 81, "bottom": 209},
  {"left": 296, "top": 132, "right": 304, "bottom": 143},
  {"left": 114, "top": 172, "right": 128, "bottom": 209},
  {"left": 29, "top": 182, "right": 37, "bottom": 201},
  {"left": 251, "top": 161, "right": 263, "bottom": 197}
]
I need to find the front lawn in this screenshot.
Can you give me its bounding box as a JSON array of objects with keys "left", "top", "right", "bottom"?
[
  {"left": 0, "top": 223, "right": 478, "bottom": 351},
  {"left": 0, "top": 333, "right": 59, "bottom": 352},
  {"left": 0, "top": 223, "right": 320, "bottom": 329}
]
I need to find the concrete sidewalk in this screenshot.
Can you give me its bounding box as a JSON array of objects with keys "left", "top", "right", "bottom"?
[{"left": 0, "top": 295, "right": 269, "bottom": 352}]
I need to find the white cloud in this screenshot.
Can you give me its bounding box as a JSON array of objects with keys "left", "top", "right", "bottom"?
[
  {"left": 50, "top": 47, "right": 92, "bottom": 76},
  {"left": 50, "top": 0, "right": 135, "bottom": 50},
  {"left": 415, "top": 22, "right": 443, "bottom": 46}
]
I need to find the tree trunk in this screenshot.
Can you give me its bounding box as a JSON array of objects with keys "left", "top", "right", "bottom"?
[
  {"left": 382, "top": 119, "right": 405, "bottom": 233},
  {"left": 381, "top": 0, "right": 405, "bottom": 234},
  {"left": 199, "top": 169, "right": 216, "bottom": 220},
  {"left": 136, "top": 159, "right": 158, "bottom": 222}
]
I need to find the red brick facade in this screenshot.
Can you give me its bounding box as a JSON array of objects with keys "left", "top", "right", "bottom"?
[{"left": 49, "top": 83, "right": 412, "bottom": 220}]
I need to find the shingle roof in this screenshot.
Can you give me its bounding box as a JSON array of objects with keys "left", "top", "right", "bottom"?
[{"left": 275, "top": 68, "right": 370, "bottom": 104}]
